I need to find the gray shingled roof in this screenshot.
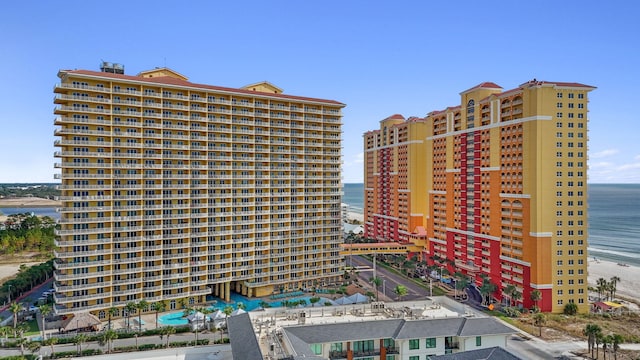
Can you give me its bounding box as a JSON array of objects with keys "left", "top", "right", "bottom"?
[
  {"left": 281, "top": 317, "right": 517, "bottom": 357},
  {"left": 458, "top": 318, "right": 515, "bottom": 337},
  {"left": 282, "top": 319, "right": 404, "bottom": 344},
  {"left": 394, "top": 318, "right": 465, "bottom": 339},
  {"left": 226, "top": 312, "right": 263, "bottom": 360},
  {"left": 429, "top": 346, "right": 522, "bottom": 360}
]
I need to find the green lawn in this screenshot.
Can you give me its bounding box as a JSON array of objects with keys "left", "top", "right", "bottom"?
[{"left": 23, "top": 318, "right": 40, "bottom": 336}]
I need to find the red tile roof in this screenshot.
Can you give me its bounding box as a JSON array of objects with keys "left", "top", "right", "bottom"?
[
  {"left": 60, "top": 69, "right": 345, "bottom": 106},
  {"left": 385, "top": 114, "right": 405, "bottom": 121},
  {"left": 519, "top": 79, "right": 596, "bottom": 89},
  {"left": 460, "top": 82, "right": 503, "bottom": 94}
]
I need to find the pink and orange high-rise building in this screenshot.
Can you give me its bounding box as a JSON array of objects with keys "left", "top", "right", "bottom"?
[{"left": 364, "top": 80, "right": 595, "bottom": 313}]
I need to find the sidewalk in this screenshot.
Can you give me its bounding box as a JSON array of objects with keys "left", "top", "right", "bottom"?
[{"left": 0, "top": 328, "right": 228, "bottom": 358}]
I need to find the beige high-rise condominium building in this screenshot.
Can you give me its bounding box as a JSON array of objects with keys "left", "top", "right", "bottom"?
[{"left": 53, "top": 64, "right": 344, "bottom": 317}]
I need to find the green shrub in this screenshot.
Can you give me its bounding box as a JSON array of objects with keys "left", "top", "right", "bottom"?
[
  {"left": 0, "top": 355, "right": 38, "bottom": 360},
  {"left": 169, "top": 341, "right": 189, "bottom": 348},
  {"left": 51, "top": 350, "right": 81, "bottom": 358},
  {"left": 174, "top": 326, "right": 191, "bottom": 334},
  {"left": 81, "top": 349, "right": 102, "bottom": 356},
  {"left": 142, "top": 328, "right": 163, "bottom": 336},
  {"left": 139, "top": 343, "right": 158, "bottom": 351}
]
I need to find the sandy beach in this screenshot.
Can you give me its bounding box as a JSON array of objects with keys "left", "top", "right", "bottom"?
[
  {"left": 346, "top": 211, "right": 364, "bottom": 223},
  {"left": 0, "top": 197, "right": 60, "bottom": 208},
  {"left": 587, "top": 258, "right": 640, "bottom": 302}
]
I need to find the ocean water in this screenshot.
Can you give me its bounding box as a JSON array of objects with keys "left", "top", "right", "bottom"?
[
  {"left": 587, "top": 184, "right": 640, "bottom": 267},
  {"left": 343, "top": 183, "right": 364, "bottom": 213},
  {"left": 2, "top": 184, "right": 637, "bottom": 267},
  {"left": 342, "top": 183, "right": 640, "bottom": 267}
]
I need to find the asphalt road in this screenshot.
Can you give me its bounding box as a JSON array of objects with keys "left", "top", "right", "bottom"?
[{"left": 348, "top": 255, "right": 432, "bottom": 301}]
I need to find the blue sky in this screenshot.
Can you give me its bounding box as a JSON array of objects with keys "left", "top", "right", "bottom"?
[{"left": 0, "top": 1, "right": 638, "bottom": 183}]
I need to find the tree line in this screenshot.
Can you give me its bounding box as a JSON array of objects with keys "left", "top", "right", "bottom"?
[
  {"left": 0, "top": 183, "right": 59, "bottom": 199},
  {"left": 0, "top": 213, "right": 57, "bottom": 255}
]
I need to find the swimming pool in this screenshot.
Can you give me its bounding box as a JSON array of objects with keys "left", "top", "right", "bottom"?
[{"left": 157, "top": 294, "right": 324, "bottom": 325}]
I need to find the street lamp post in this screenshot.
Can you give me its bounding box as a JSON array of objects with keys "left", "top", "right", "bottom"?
[
  {"left": 382, "top": 279, "right": 386, "bottom": 299},
  {"left": 429, "top": 279, "right": 432, "bottom": 297},
  {"left": 7, "top": 285, "right": 11, "bottom": 304},
  {"left": 373, "top": 254, "right": 377, "bottom": 280}
]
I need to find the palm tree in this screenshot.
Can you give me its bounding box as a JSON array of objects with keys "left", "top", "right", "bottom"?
[
  {"left": 503, "top": 284, "right": 516, "bottom": 306},
  {"left": 454, "top": 274, "right": 469, "bottom": 299},
  {"left": 125, "top": 301, "right": 137, "bottom": 331},
  {"left": 43, "top": 336, "right": 58, "bottom": 357},
  {"left": 532, "top": 313, "right": 546, "bottom": 337},
  {"left": 182, "top": 304, "right": 194, "bottom": 319},
  {"left": 402, "top": 259, "right": 417, "bottom": 277},
  {"left": 200, "top": 307, "right": 213, "bottom": 332},
  {"left": 609, "top": 276, "right": 621, "bottom": 300},
  {"left": 370, "top": 276, "right": 382, "bottom": 300},
  {"left": 596, "top": 277, "right": 607, "bottom": 300},
  {"left": 74, "top": 333, "right": 88, "bottom": 355},
  {"left": 27, "top": 340, "right": 41, "bottom": 356},
  {"left": 160, "top": 326, "right": 176, "bottom": 348},
  {"left": 154, "top": 301, "right": 166, "bottom": 329},
  {"left": 38, "top": 304, "right": 52, "bottom": 340},
  {"left": 530, "top": 290, "right": 541, "bottom": 311},
  {"left": 601, "top": 334, "right": 612, "bottom": 360},
  {"left": 510, "top": 290, "right": 522, "bottom": 307},
  {"left": 137, "top": 300, "right": 148, "bottom": 332},
  {"left": 99, "top": 329, "right": 118, "bottom": 353},
  {"left": 223, "top": 305, "right": 233, "bottom": 334},
  {"left": 309, "top": 297, "right": 320, "bottom": 307},
  {"left": 393, "top": 285, "right": 408, "bottom": 301},
  {"left": 595, "top": 332, "right": 602, "bottom": 360},
  {"left": 15, "top": 336, "right": 28, "bottom": 357},
  {"left": 9, "top": 302, "right": 22, "bottom": 336},
  {"left": 193, "top": 306, "right": 204, "bottom": 345},
  {"left": 237, "top": 302, "right": 246, "bottom": 311},
  {"left": 479, "top": 279, "right": 497, "bottom": 306},
  {"left": 107, "top": 307, "right": 118, "bottom": 331},
  {"left": 0, "top": 325, "right": 11, "bottom": 346},
  {"left": 611, "top": 333, "right": 623, "bottom": 360},
  {"left": 583, "top": 323, "right": 602, "bottom": 358}
]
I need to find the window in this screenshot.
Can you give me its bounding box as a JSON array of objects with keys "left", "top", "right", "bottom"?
[
  {"left": 578, "top": 93, "right": 584, "bottom": 99},
  {"left": 310, "top": 344, "right": 322, "bottom": 355},
  {"left": 354, "top": 340, "right": 375, "bottom": 352},
  {"left": 409, "top": 339, "right": 420, "bottom": 350},
  {"left": 409, "top": 356, "right": 420, "bottom": 360},
  {"left": 557, "top": 102, "right": 563, "bottom": 108},
  {"left": 557, "top": 112, "right": 563, "bottom": 118},
  {"left": 426, "top": 338, "right": 436, "bottom": 348},
  {"left": 330, "top": 343, "right": 343, "bottom": 352},
  {"left": 568, "top": 93, "right": 574, "bottom": 99},
  {"left": 476, "top": 336, "right": 482, "bottom": 346},
  {"left": 557, "top": 93, "right": 563, "bottom": 98}
]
